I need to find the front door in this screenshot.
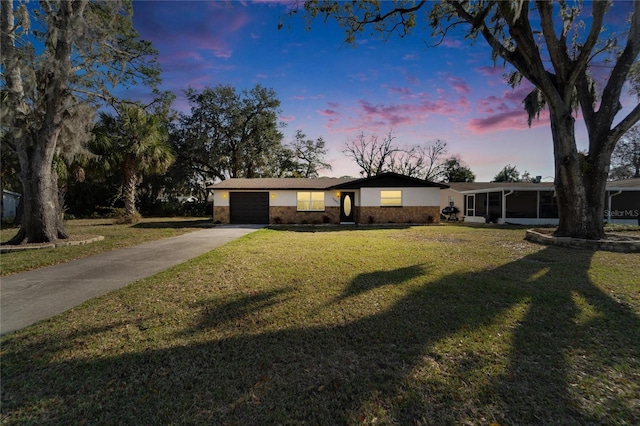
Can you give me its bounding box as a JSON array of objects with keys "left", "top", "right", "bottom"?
[{"left": 340, "top": 192, "right": 355, "bottom": 223}]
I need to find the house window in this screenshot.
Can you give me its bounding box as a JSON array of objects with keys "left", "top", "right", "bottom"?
[
  {"left": 380, "top": 190, "right": 402, "bottom": 207},
  {"left": 506, "top": 191, "right": 537, "bottom": 218},
  {"left": 539, "top": 191, "right": 558, "bottom": 218},
  {"left": 297, "top": 191, "right": 325, "bottom": 211}
]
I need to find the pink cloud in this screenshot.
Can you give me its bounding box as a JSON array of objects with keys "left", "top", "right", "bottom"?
[
  {"left": 317, "top": 107, "right": 343, "bottom": 130},
  {"left": 437, "top": 72, "right": 472, "bottom": 95},
  {"left": 457, "top": 96, "right": 470, "bottom": 110},
  {"left": 402, "top": 70, "right": 420, "bottom": 85},
  {"left": 467, "top": 83, "right": 549, "bottom": 133},
  {"left": 467, "top": 109, "right": 550, "bottom": 133},
  {"left": 133, "top": 1, "right": 250, "bottom": 63},
  {"left": 318, "top": 109, "right": 340, "bottom": 117},
  {"left": 441, "top": 39, "right": 463, "bottom": 49},
  {"left": 383, "top": 85, "right": 416, "bottom": 99},
  {"left": 280, "top": 115, "right": 295, "bottom": 122},
  {"left": 243, "top": 0, "right": 298, "bottom": 9},
  {"left": 356, "top": 99, "right": 458, "bottom": 128},
  {"left": 318, "top": 88, "right": 473, "bottom": 134},
  {"left": 349, "top": 69, "right": 378, "bottom": 82},
  {"left": 447, "top": 75, "right": 471, "bottom": 95},
  {"left": 475, "top": 66, "right": 507, "bottom": 77}
]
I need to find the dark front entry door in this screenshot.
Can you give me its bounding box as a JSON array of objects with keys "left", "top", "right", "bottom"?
[{"left": 340, "top": 192, "right": 355, "bottom": 223}]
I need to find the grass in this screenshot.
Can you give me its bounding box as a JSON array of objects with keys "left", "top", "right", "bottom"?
[
  {"left": 0, "top": 217, "right": 213, "bottom": 276},
  {"left": 1, "top": 224, "right": 639, "bottom": 424}
]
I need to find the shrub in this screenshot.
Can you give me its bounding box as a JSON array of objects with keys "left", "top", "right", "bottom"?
[{"left": 111, "top": 208, "right": 141, "bottom": 224}]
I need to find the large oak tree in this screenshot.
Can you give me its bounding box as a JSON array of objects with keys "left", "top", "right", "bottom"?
[
  {"left": 1, "top": 0, "right": 159, "bottom": 244},
  {"left": 171, "top": 84, "right": 284, "bottom": 182},
  {"left": 296, "top": 0, "right": 640, "bottom": 239}
]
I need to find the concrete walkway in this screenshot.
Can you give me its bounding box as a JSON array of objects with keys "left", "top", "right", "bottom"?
[{"left": 0, "top": 225, "right": 262, "bottom": 336}]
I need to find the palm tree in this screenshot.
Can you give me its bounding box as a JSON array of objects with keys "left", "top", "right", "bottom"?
[{"left": 92, "top": 104, "right": 174, "bottom": 222}]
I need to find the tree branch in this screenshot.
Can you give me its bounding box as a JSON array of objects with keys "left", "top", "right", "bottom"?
[
  {"left": 597, "top": 1, "right": 640, "bottom": 129},
  {"left": 445, "top": 0, "right": 541, "bottom": 86},
  {"left": 568, "top": 0, "right": 609, "bottom": 88},
  {"left": 610, "top": 103, "right": 640, "bottom": 144},
  {"left": 358, "top": 0, "right": 426, "bottom": 26},
  {"left": 536, "top": 0, "right": 572, "bottom": 86}
]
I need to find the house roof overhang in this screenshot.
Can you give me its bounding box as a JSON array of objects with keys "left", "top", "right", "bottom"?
[
  {"left": 447, "top": 178, "right": 640, "bottom": 194},
  {"left": 207, "top": 177, "right": 358, "bottom": 191},
  {"left": 330, "top": 172, "right": 450, "bottom": 189},
  {"left": 207, "top": 172, "right": 450, "bottom": 191}
]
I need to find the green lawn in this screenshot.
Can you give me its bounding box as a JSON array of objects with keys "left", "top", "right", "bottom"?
[
  {"left": 1, "top": 218, "right": 212, "bottom": 276},
  {"left": 1, "top": 224, "right": 639, "bottom": 424}
]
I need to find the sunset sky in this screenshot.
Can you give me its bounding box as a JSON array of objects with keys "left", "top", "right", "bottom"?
[{"left": 123, "top": 1, "right": 638, "bottom": 181}]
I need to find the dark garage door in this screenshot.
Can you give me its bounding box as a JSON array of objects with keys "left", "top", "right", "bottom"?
[{"left": 230, "top": 192, "right": 269, "bottom": 224}]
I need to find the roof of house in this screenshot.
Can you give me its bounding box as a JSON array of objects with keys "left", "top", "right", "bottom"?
[
  {"left": 331, "top": 172, "right": 449, "bottom": 189},
  {"left": 2, "top": 189, "right": 21, "bottom": 197},
  {"left": 208, "top": 173, "right": 450, "bottom": 191},
  {"left": 208, "top": 177, "right": 357, "bottom": 190},
  {"left": 445, "top": 178, "right": 640, "bottom": 193},
  {"left": 607, "top": 177, "right": 640, "bottom": 189},
  {"left": 445, "top": 181, "right": 556, "bottom": 193}
]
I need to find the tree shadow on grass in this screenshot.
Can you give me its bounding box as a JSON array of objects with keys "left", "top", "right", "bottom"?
[
  {"left": 178, "top": 288, "right": 294, "bottom": 337},
  {"left": 1, "top": 247, "right": 639, "bottom": 424},
  {"left": 337, "top": 264, "right": 428, "bottom": 300},
  {"left": 267, "top": 224, "right": 415, "bottom": 233},
  {"left": 132, "top": 219, "right": 215, "bottom": 229}
]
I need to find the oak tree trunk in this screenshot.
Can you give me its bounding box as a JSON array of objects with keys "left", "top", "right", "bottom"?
[
  {"left": 5, "top": 134, "right": 67, "bottom": 245},
  {"left": 550, "top": 107, "right": 607, "bottom": 240}
]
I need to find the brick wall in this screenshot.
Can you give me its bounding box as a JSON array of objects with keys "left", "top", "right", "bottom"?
[
  {"left": 214, "top": 205, "right": 439, "bottom": 224},
  {"left": 359, "top": 206, "right": 440, "bottom": 224},
  {"left": 213, "top": 206, "right": 230, "bottom": 224},
  {"left": 270, "top": 206, "right": 340, "bottom": 224}
]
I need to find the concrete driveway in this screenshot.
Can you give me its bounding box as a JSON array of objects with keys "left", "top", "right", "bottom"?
[{"left": 0, "top": 225, "right": 262, "bottom": 336}]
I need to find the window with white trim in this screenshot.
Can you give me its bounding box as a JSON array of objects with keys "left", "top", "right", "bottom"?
[
  {"left": 380, "top": 190, "right": 402, "bottom": 207},
  {"left": 297, "top": 191, "right": 325, "bottom": 211}
]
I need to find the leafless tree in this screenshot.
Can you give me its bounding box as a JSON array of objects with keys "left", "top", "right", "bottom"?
[
  {"left": 344, "top": 131, "right": 398, "bottom": 178},
  {"left": 346, "top": 133, "right": 450, "bottom": 180}
]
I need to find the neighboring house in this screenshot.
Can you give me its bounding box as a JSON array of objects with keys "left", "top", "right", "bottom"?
[
  {"left": 1, "top": 190, "right": 21, "bottom": 221},
  {"left": 441, "top": 178, "right": 640, "bottom": 225},
  {"left": 606, "top": 178, "right": 640, "bottom": 225},
  {"left": 209, "top": 172, "right": 448, "bottom": 225}
]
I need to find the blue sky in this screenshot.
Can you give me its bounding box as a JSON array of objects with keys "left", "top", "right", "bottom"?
[{"left": 124, "top": 1, "right": 637, "bottom": 181}]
